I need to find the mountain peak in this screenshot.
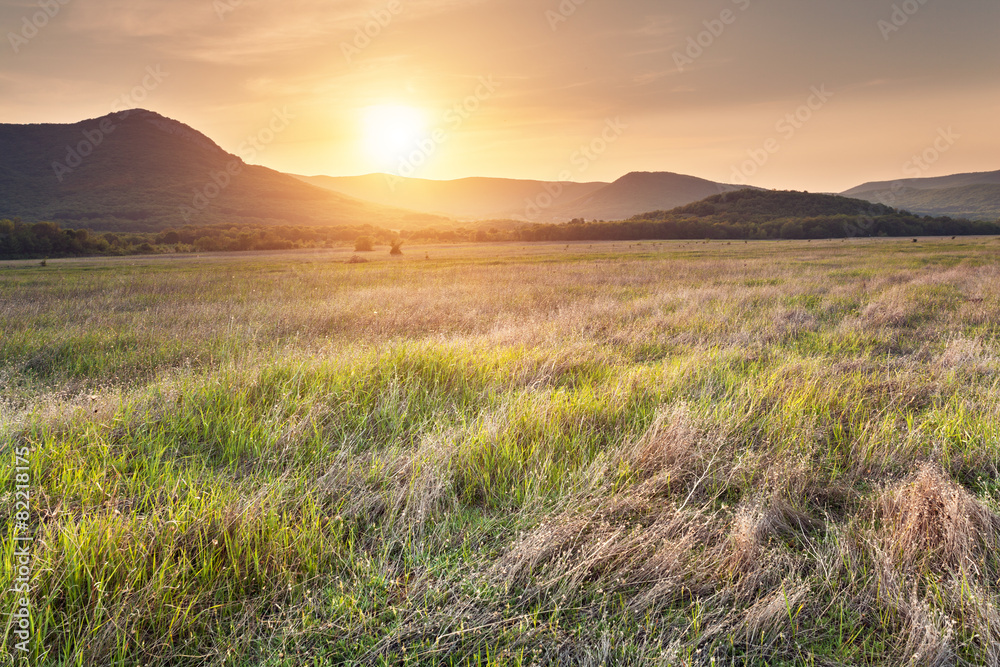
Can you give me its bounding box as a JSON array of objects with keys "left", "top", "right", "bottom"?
[
  {"left": 551, "top": 170, "right": 742, "bottom": 221},
  {"left": 103, "top": 109, "right": 229, "bottom": 157},
  {"left": 617, "top": 170, "right": 687, "bottom": 179},
  {"left": 0, "top": 110, "right": 446, "bottom": 230}
]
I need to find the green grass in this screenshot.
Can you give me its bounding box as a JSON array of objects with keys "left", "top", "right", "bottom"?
[{"left": 3, "top": 238, "right": 1000, "bottom": 665}]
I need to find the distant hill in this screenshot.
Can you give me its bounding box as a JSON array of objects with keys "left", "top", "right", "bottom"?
[
  {"left": 519, "top": 189, "right": 1000, "bottom": 241},
  {"left": 551, "top": 171, "right": 746, "bottom": 221},
  {"left": 295, "top": 173, "right": 607, "bottom": 221},
  {"left": 296, "top": 170, "right": 743, "bottom": 222},
  {"left": 0, "top": 110, "right": 447, "bottom": 231},
  {"left": 843, "top": 170, "right": 1000, "bottom": 221},
  {"left": 654, "top": 189, "right": 896, "bottom": 221}
]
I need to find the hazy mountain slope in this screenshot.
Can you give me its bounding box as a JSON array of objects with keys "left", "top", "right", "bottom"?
[
  {"left": 0, "top": 110, "right": 447, "bottom": 231},
  {"left": 844, "top": 170, "right": 1000, "bottom": 195},
  {"left": 552, "top": 171, "right": 747, "bottom": 221},
  {"left": 517, "top": 189, "right": 1000, "bottom": 241},
  {"left": 294, "top": 173, "right": 608, "bottom": 221},
  {"left": 843, "top": 170, "right": 1000, "bottom": 221}
]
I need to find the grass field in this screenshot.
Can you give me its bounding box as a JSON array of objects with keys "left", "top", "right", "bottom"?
[{"left": 3, "top": 237, "right": 1000, "bottom": 666}]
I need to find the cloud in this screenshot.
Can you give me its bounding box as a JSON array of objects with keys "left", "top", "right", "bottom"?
[{"left": 57, "top": 0, "right": 491, "bottom": 64}]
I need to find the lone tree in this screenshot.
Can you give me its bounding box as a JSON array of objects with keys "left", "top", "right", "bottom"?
[
  {"left": 354, "top": 236, "right": 375, "bottom": 252},
  {"left": 389, "top": 239, "right": 403, "bottom": 256}
]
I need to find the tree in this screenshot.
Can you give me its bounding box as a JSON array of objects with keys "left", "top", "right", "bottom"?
[
  {"left": 389, "top": 239, "right": 403, "bottom": 256},
  {"left": 355, "top": 236, "right": 375, "bottom": 252}
]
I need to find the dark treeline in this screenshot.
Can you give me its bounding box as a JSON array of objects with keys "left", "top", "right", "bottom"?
[
  {"left": 516, "top": 212, "right": 1000, "bottom": 242},
  {"left": 4, "top": 189, "right": 999, "bottom": 259},
  {"left": 0, "top": 218, "right": 514, "bottom": 259},
  {"left": 518, "top": 190, "right": 1000, "bottom": 241},
  {"left": 0, "top": 219, "right": 403, "bottom": 259}
]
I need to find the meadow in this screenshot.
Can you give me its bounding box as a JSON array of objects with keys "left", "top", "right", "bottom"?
[{"left": 2, "top": 237, "right": 1000, "bottom": 666}]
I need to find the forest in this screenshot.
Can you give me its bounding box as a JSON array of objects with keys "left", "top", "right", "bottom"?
[{"left": 3, "top": 190, "right": 998, "bottom": 259}]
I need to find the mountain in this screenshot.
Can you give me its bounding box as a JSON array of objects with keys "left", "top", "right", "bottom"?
[
  {"left": 550, "top": 171, "right": 747, "bottom": 221},
  {"left": 648, "top": 188, "right": 895, "bottom": 221},
  {"left": 843, "top": 170, "right": 1000, "bottom": 221},
  {"left": 294, "top": 173, "right": 607, "bottom": 221},
  {"left": 0, "top": 110, "right": 447, "bottom": 231},
  {"left": 517, "top": 189, "right": 1000, "bottom": 242},
  {"left": 296, "top": 170, "right": 743, "bottom": 222}
]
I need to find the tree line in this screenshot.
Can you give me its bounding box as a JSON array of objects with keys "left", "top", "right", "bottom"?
[
  {"left": 3, "top": 202, "right": 998, "bottom": 260},
  {"left": 515, "top": 212, "right": 1000, "bottom": 242}
]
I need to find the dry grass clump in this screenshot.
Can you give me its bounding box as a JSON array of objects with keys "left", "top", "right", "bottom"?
[
  {"left": 720, "top": 498, "right": 816, "bottom": 593},
  {"left": 858, "top": 299, "right": 912, "bottom": 329},
  {"left": 859, "top": 464, "right": 1000, "bottom": 665},
  {"left": 935, "top": 336, "right": 998, "bottom": 376},
  {"left": 493, "top": 406, "right": 715, "bottom": 602},
  {"left": 618, "top": 404, "right": 704, "bottom": 488},
  {"left": 876, "top": 463, "right": 1000, "bottom": 578},
  {"left": 775, "top": 307, "right": 819, "bottom": 339},
  {"left": 494, "top": 495, "right": 722, "bottom": 606},
  {"left": 316, "top": 431, "right": 460, "bottom": 539},
  {"left": 493, "top": 404, "right": 821, "bottom": 625}
]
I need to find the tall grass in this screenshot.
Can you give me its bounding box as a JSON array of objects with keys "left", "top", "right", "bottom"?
[{"left": 2, "top": 238, "right": 1000, "bottom": 665}]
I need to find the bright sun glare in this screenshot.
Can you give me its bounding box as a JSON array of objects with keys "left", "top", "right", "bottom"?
[{"left": 362, "top": 105, "right": 428, "bottom": 163}]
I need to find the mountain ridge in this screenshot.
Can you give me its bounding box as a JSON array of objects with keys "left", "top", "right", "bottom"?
[
  {"left": 300, "top": 169, "right": 745, "bottom": 222},
  {"left": 294, "top": 172, "right": 608, "bottom": 221},
  {"left": 3, "top": 109, "right": 998, "bottom": 230},
  {"left": 843, "top": 170, "right": 1000, "bottom": 221},
  {"left": 0, "top": 109, "right": 448, "bottom": 231},
  {"left": 550, "top": 170, "right": 747, "bottom": 221}
]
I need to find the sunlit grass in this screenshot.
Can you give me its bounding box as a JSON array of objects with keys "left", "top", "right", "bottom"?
[{"left": 2, "top": 238, "right": 1000, "bottom": 665}]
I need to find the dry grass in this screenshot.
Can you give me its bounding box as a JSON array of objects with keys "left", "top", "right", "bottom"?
[{"left": 3, "top": 238, "right": 1000, "bottom": 665}]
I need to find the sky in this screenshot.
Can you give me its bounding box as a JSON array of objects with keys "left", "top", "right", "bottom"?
[{"left": 1, "top": 0, "right": 998, "bottom": 192}]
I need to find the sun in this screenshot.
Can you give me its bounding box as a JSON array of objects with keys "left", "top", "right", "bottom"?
[{"left": 362, "top": 105, "right": 428, "bottom": 163}]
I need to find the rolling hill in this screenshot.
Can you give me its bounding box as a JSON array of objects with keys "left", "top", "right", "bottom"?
[
  {"left": 516, "top": 189, "right": 1000, "bottom": 241},
  {"left": 0, "top": 110, "right": 447, "bottom": 231},
  {"left": 550, "top": 171, "right": 747, "bottom": 221},
  {"left": 843, "top": 170, "right": 1000, "bottom": 221},
  {"left": 298, "top": 170, "right": 744, "bottom": 222},
  {"left": 294, "top": 173, "right": 607, "bottom": 221}
]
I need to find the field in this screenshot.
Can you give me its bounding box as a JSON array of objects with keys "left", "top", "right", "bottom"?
[{"left": 3, "top": 238, "right": 1000, "bottom": 666}]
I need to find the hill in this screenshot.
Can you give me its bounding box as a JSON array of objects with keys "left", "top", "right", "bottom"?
[
  {"left": 843, "top": 170, "right": 1000, "bottom": 221},
  {"left": 0, "top": 110, "right": 448, "bottom": 231},
  {"left": 659, "top": 188, "right": 896, "bottom": 221},
  {"left": 296, "top": 170, "right": 743, "bottom": 222},
  {"left": 551, "top": 171, "right": 746, "bottom": 221},
  {"left": 295, "top": 173, "right": 607, "bottom": 221},
  {"left": 519, "top": 189, "right": 1000, "bottom": 241}
]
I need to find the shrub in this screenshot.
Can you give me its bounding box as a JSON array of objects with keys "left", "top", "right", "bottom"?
[
  {"left": 390, "top": 239, "right": 403, "bottom": 256},
  {"left": 355, "top": 236, "right": 375, "bottom": 252}
]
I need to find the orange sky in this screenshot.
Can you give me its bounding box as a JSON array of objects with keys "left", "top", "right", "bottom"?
[{"left": 2, "top": 0, "right": 998, "bottom": 192}]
